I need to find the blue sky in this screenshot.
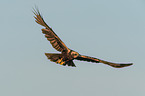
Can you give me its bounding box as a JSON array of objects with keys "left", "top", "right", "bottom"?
[{"left": 0, "top": 0, "right": 145, "bottom": 96}]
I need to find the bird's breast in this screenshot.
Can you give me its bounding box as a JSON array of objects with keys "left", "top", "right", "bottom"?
[{"left": 62, "top": 51, "right": 74, "bottom": 61}]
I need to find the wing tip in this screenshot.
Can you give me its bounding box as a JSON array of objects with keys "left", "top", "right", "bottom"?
[
  {"left": 114, "top": 63, "right": 133, "bottom": 68},
  {"left": 123, "top": 63, "right": 133, "bottom": 66}
]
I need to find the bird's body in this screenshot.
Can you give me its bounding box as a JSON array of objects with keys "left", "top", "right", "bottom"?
[{"left": 33, "top": 8, "right": 133, "bottom": 68}]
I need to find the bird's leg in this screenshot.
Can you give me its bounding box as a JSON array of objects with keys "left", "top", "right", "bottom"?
[
  {"left": 56, "top": 58, "right": 65, "bottom": 65},
  {"left": 60, "top": 61, "right": 65, "bottom": 65},
  {"left": 56, "top": 58, "right": 62, "bottom": 63}
]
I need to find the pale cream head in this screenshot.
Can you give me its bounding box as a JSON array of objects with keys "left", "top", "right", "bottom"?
[{"left": 71, "top": 51, "right": 80, "bottom": 58}]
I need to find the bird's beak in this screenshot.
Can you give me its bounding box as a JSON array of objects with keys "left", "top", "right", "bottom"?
[{"left": 76, "top": 54, "right": 81, "bottom": 58}]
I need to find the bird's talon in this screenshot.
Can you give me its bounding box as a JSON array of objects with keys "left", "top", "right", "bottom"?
[{"left": 56, "top": 58, "right": 64, "bottom": 64}]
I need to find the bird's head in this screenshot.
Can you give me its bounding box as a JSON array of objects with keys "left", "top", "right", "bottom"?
[{"left": 71, "top": 51, "right": 80, "bottom": 58}]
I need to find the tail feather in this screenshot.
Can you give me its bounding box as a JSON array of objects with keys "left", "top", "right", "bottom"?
[{"left": 66, "top": 60, "right": 76, "bottom": 67}]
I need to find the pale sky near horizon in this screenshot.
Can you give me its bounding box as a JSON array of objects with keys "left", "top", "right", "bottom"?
[{"left": 0, "top": 0, "right": 145, "bottom": 96}]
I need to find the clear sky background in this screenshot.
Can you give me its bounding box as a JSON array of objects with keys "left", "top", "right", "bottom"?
[{"left": 0, "top": 0, "right": 145, "bottom": 96}]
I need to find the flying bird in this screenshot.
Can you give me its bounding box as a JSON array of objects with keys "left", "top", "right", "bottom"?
[{"left": 33, "top": 8, "right": 133, "bottom": 68}]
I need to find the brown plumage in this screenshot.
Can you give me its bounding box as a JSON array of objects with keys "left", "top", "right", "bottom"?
[{"left": 33, "top": 8, "right": 133, "bottom": 68}]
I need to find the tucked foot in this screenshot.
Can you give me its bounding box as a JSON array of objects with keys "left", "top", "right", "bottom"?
[{"left": 56, "top": 58, "right": 65, "bottom": 65}]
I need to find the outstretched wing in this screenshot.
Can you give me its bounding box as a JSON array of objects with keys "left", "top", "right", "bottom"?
[
  {"left": 33, "top": 8, "right": 69, "bottom": 52},
  {"left": 45, "top": 53, "right": 76, "bottom": 67},
  {"left": 75, "top": 55, "right": 133, "bottom": 68}
]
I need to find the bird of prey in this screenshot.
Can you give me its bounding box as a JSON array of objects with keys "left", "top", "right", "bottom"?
[{"left": 33, "top": 9, "right": 133, "bottom": 68}]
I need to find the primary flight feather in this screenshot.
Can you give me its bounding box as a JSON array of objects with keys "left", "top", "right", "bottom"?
[{"left": 33, "top": 8, "right": 133, "bottom": 68}]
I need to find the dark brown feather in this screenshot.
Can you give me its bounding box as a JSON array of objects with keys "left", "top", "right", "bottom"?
[
  {"left": 76, "top": 55, "right": 133, "bottom": 68},
  {"left": 42, "top": 29, "right": 64, "bottom": 52},
  {"left": 33, "top": 9, "right": 69, "bottom": 52},
  {"left": 45, "top": 53, "right": 76, "bottom": 67},
  {"left": 66, "top": 60, "right": 76, "bottom": 67}
]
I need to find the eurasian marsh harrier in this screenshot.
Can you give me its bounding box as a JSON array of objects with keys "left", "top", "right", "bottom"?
[{"left": 33, "top": 9, "right": 133, "bottom": 68}]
